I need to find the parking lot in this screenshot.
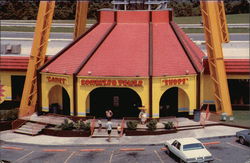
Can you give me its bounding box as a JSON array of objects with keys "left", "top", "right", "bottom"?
[{"left": 1, "top": 137, "right": 249, "bottom": 163}]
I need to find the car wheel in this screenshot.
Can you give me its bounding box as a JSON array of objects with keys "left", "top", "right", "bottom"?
[
  {"left": 239, "top": 137, "right": 245, "bottom": 145},
  {"left": 165, "top": 146, "right": 169, "bottom": 154},
  {"left": 179, "top": 158, "right": 185, "bottom": 163}
]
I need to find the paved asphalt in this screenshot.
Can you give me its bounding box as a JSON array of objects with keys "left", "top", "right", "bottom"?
[
  {"left": 1, "top": 31, "right": 249, "bottom": 41},
  {"left": 1, "top": 137, "right": 249, "bottom": 163}
]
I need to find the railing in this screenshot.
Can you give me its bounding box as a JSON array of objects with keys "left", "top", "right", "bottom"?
[
  {"left": 90, "top": 117, "right": 96, "bottom": 137},
  {"left": 120, "top": 118, "right": 125, "bottom": 137},
  {"left": 46, "top": 113, "right": 95, "bottom": 124},
  {"left": 11, "top": 119, "right": 27, "bottom": 130}
]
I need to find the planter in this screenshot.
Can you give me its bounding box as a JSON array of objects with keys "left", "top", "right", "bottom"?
[
  {"left": 0, "top": 120, "right": 13, "bottom": 131},
  {"left": 42, "top": 128, "right": 91, "bottom": 137},
  {"left": 125, "top": 128, "right": 177, "bottom": 136}
]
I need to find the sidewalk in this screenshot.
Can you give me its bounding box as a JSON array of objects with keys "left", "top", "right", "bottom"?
[{"left": 0, "top": 125, "right": 243, "bottom": 146}]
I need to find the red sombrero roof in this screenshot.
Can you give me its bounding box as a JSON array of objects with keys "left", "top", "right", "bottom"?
[{"left": 41, "top": 10, "right": 205, "bottom": 77}]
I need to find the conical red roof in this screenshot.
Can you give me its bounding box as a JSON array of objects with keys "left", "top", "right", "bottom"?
[{"left": 41, "top": 10, "right": 204, "bottom": 77}]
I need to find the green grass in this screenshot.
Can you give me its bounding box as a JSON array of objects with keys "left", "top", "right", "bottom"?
[
  {"left": 231, "top": 110, "right": 250, "bottom": 128},
  {"left": 209, "top": 110, "right": 250, "bottom": 128},
  {"left": 174, "top": 13, "right": 249, "bottom": 24},
  {"left": 183, "top": 28, "right": 249, "bottom": 33},
  {"left": 1, "top": 26, "right": 74, "bottom": 33},
  {"left": 2, "top": 19, "right": 96, "bottom": 24}
]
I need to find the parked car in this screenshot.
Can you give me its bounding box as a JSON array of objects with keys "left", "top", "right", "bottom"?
[
  {"left": 236, "top": 129, "right": 250, "bottom": 145},
  {"left": 164, "top": 137, "right": 213, "bottom": 163}
]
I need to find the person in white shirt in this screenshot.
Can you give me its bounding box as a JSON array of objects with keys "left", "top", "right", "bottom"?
[
  {"left": 106, "top": 119, "right": 113, "bottom": 142},
  {"left": 139, "top": 108, "right": 147, "bottom": 125}
]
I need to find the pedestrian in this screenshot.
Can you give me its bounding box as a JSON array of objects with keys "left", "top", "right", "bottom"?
[
  {"left": 106, "top": 109, "right": 113, "bottom": 121},
  {"left": 106, "top": 119, "right": 113, "bottom": 142},
  {"left": 117, "top": 123, "right": 122, "bottom": 137},
  {"left": 139, "top": 107, "right": 147, "bottom": 125},
  {"left": 97, "top": 119, "right": 102, "bottom": 132}
]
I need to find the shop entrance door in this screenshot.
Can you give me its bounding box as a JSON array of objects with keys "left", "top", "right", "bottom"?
[
  {"left": 89, "top": 87, "right": 142, "bottom": 118},
  {"left": 228, "top": 79, "right": 250, "bottom": 110},
  {"left": 48, "top": 85, "right": 70, "bottom": 115},
  {"left": 160, "top": 87, "right": 178, "bottom": 117}
]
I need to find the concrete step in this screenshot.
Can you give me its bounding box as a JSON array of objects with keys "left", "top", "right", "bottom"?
[
  {"left": 17, "top": 126, "right": 42, "bottom": 131},
  {"left": 177, "top": 125, "right": 204, "bottom": 131},
  {"left": 14, "top": 129, "right": 38, "bottom": 136},
  {"left": 91, "top": 129, "right": 120, "bottom": 138},
  {"left": 13, "top": 122, "right": 47, "bottom": 136}
]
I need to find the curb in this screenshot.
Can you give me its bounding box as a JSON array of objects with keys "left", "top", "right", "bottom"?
[{"left": 0, "top": 135, "right": 236, "bottom": 147}]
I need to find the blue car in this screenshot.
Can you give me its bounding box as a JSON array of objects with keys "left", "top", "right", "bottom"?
[{"left": 236, "top": 129, "right": 250, "bottom": 145}]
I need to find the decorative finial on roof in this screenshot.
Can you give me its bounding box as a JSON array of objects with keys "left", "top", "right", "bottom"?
[{"left": 111, "top": 0, "right": 170, "bottom": 11}]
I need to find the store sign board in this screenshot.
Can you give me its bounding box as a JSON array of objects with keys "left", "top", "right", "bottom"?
[
  {"left": 162, "top": 78, "right": 188, "bottom": 86},
  {"left": 47, "top": 76, "right": 68, "bottom": 85},
  {"left": 81, "top": 79, "right": 143, "bottom": 87}
]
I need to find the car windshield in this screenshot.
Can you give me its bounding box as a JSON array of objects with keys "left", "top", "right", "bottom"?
[{"left": 183, "top": 143, "right": 204, "bottom": 151}]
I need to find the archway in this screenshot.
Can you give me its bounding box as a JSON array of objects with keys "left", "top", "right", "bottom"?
[
  {"left": 159, "top": 87, "right": 189, "bottom": 117},
  {"left": 48, "top": 85, "right": 70, "bottom": 115},
  {"left": 87, "top": 87, "right": 142, "bottom": 118}
]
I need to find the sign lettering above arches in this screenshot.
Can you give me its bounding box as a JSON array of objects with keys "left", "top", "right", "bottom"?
[
  {"left": 81, "top": 79, "right": 143, "bottom": 87},
  {"left": 47, "top": 76, "right": 68, "bottom": 85},
  {"left": 161, "top": 78, "right": 188, "bottom": 86}
]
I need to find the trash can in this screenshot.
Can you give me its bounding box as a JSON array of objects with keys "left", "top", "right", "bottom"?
[
  {"left": 193, "top": 109, "right": 201, "bottom": 122},
  {"left": 220, "top": 112, "right": 227, "bottom": 121}
]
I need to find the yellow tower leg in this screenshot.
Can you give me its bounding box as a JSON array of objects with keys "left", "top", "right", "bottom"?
[
  {"left": 19, "top": 1, "right": 55, "bottom": 117},
  {"left": 217, "top": 1, "right": 230, "bottom": 43},
  {"left": 200, "top": 0, "right": 233, "bottom": 115},
  {"left": 74, "top": 1, "right": 89, "bottom": 40}
]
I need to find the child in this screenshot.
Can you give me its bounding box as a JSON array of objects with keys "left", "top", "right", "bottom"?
[
  {"left": 117, "top": 123, "right": 122, "bottom": 136},
  {"left": 106, "top": 119, "right": 113, "bottom": 142},
  {"left": 97, "top": 119, "right": 102, "bottom": 132}
]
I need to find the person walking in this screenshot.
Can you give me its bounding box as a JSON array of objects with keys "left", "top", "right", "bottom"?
[
  {"left": 117, "top": 123, "right": 122, "bottom": 137},
  {"left": 106, "top": 109, "right": 113, "bottom": 121},
  {"left": 106, "top": 119, "right": 113, "bottom": 142},
  {"left": 97, "top": 119, "right": 102, "bottom": 132},
  {"left": 139, "top": 108, "right": 147, "bottom": 125}
]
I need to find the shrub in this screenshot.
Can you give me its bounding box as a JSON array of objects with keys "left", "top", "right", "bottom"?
[
  {"left": 74, "top": 120, "right": 85, "bottom": 130},
  {"left": 146, "top": 119, "right": 158, "bottom": 131},
  {"left": 82, "top": 121, "right": 90, "bottom": 131},
  {"left": 163, "top": 121, "right": 175, "bottom": 129},
  {"left": 0, "top": 108, "right": 18, "bottom": 121},
  {"left": 126, "top": 121, "right": 138, "bottom": 130},
  {"left": 58, "top": 119, "right": 74, "bottom": 130}
]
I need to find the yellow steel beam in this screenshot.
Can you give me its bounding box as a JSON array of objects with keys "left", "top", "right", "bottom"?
[
  {"left": 217, "top": 1, "right": 230, "bottom": 43},
  {"left": 19, "top": 1, "right": 55, "bottom": 117},
  {"left": 74, "top": 1, "right": 89, "bottom": 40},
  {"left": 200, "top": 0, "right": 233, "bottom": 115}
]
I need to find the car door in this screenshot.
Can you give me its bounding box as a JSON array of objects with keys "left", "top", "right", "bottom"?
[
  {"left": 171, "top": 141, "right": 182, "bottom": 159},
  {"left": 246, "top": 131, "right": 250, "bottom": 143}
]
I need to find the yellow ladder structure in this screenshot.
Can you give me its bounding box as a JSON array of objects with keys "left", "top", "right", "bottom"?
[
  {"left": 74, "top": 1, "right": 89, "bottom": 40},
  {"left": 19, "top": 1, "right": 89, "bottom": 117},
  {"left": 200, "top": 0, "right": 232, "bottom": 115},
  {"left": 19, "top": 1, "right": 55, "bottom": 117}
]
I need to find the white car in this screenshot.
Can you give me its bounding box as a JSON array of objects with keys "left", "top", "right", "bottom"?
[{"left": 164, "top": 138, "right": 213, "bottom": 163}]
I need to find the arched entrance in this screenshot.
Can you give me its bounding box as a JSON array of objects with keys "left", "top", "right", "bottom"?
[
  {"left": 159, "top": 87, "right": 189, "bottom": 117},
  {"left": 48, "top": 85, "right": 70, "bottom": 115},
  {"left": 88, "top": 87, "right": 142, "bottom": 118}
]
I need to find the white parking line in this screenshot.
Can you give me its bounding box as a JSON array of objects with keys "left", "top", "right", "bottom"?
[
  {"left": 154, "top": 150, "right": 164, "bottom": 163},
  {"left": 13, "top": 151, "right": 34, "bottom": 162},
  {"left": 64, "top": 151, "right": 76, "bottom": 163},
  {"left": 213, "top": 156, "right": 223, "bottom": 162},
  {"left": 226, "top": 142, "right": 250, "bottom": 151},
  {"left": 109, "top": 150, "right": 114, "bottom": 163}
]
